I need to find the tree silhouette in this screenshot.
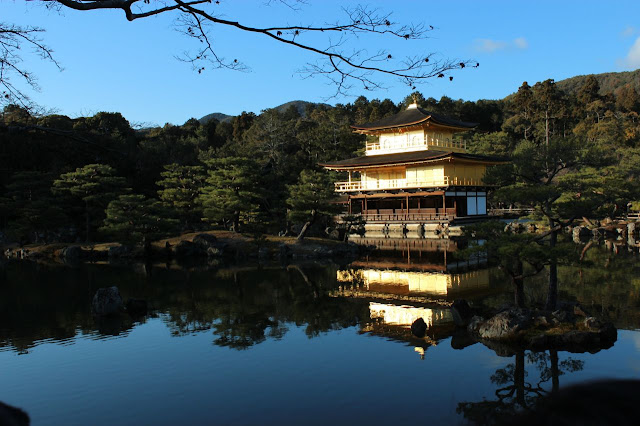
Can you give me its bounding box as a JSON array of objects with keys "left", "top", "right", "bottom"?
[{"left": 457, "top": 350, "right": 584, "bottom": 425}]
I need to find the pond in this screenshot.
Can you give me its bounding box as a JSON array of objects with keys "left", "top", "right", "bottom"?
[{"left": 1, "top": 237, "right": 639, "bottom": 425}]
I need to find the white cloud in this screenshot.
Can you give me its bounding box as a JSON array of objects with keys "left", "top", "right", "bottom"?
[
  {"left": 513, "top": 37, "right": 529, "bottom": 49},
  {"left": 618, "top": 36, "right": 640, "bottom": 69},
  {"left": 621, "top": 26, "right": 636, "bottom": 38},
  {"left": 473, "top": 37, "right": 529, "bottom": 53},
  {"left": 474, "top": 39, "right": 508, "bottom": 53}
]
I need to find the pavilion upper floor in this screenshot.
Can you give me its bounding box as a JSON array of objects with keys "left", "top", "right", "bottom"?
[
  {"left": 321, "top": 150, "right": 505, "bottom": 193},
  {"left": 351, "top": 102, "right": 478, "bottom": 156}
]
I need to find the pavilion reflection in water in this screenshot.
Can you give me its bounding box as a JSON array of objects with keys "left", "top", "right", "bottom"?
[
  {"left": 336, "top": 237, "right": 493, "bottom": 356},
  {"left": 338, "top": 237, "right": 490, "bottom": 299}
]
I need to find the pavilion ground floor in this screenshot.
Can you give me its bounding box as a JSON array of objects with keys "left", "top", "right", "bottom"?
[{"left": 342, "top": 189, "right": 488, "bottom": 223}]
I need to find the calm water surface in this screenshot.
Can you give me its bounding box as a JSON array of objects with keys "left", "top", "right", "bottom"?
[{"left": 1, "top": 238, "right": 639, "bottom": 425}]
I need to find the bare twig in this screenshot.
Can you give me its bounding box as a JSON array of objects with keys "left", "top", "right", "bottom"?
[
  {"left": 0, "top": 23, "right": 61, "bottom": 110},
  {"left": 42, "top": 0, "right": 475, "bottom": 96}
]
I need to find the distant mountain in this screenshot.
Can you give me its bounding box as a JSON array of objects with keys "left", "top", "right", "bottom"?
[
  {"left": 555, "top": 69, "right": 640, "bottom": 96},
  {"left": 198, "top": 100, "right": 330, "bottom": 124},
  {"left": 198, "top": 112, "right": 234, "bottom": 124},
  {"left": 272, "top": 100, "right": 330, "bottom": 116}
]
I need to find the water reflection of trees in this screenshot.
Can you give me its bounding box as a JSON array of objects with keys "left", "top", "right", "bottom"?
[
  {"left": 0, "top": 261, "right": 370, "bottom": 352},
  {"left": 457, "top": 350, "right": 584, "bottom": 425},
  {"left": 475, "top": 240, "right": 640, "bottom": 328}
]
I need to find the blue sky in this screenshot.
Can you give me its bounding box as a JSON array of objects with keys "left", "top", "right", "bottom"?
[{"left": 5, "top": 0, "right": 640, "bottom": 125}]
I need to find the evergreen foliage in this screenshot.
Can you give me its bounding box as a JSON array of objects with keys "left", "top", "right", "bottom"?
[
  {"left": 287, "top": 170, "right": 338, "bottom": 241},
  {"left": 100, "top": 194, "right": 178, "bottom": 244},
  {"left": 199, "top": 157, "right": 262, "bottom": 232},
  {"left": 1, "top": 70, "right": 639, "bottom": 247},
  {"left": 0, "top": 171, "right": 66, "bottom": 243},
  {"left": 156, "top": 163, "right": 206, "bottom": 227},
  {"left": 52, "top": 164, "right": 128, "bottom": 242}
]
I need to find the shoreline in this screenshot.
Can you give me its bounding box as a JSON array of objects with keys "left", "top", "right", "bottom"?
[{"left": 2, "top": 231, "right": 371, "bottom": 263}]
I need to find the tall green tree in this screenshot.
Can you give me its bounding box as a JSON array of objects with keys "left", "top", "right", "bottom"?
[
  {"left": 503, "top": 82, "right": 534, "bottom": 141},
  {"left": 100, "top": 194, "right": 178, "bottom": 245},
  {"left": 199, "top": 157, "right": 262, "bottom": 232},
  {"left": 287, "top": 170, "right": 338, "bottom": 241},
  {"left": 0, "top": 171, "right": 66, "bottom": 243},
  {"left": 52, "top": 164, "right": 128, "bottom": 242},
  {"left": 156, "top": 163, "right": 206, "bottom": 228}
]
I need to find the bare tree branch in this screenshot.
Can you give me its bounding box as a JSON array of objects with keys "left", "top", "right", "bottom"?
[
  {"left": 0, "top": 22, "right": 61, "bottom": 111},
  {"left": 41, "top": 0, "right": 475, "bottom": 96}
]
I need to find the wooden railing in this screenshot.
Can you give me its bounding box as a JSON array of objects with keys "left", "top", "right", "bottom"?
[
  {"left": 334, "top": 175, "right": 484, "bottom": 192},
  {"left": 357, "top": 208, "right": 457, "bottom": 223},
  {"left": 335, "top": 177, "right": 447, "bottom": 192},
  {"left": 447, "top": 176, "right": 484, "bottom": 186},
  {"left": 365, "top": 139, "right": 466, "bottom": 154}
]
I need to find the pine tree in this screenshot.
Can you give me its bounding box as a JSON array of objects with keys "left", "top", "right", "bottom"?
[
  {"left": 52, "top": 164, "right": 128, "bottom": 242},
  {"left": 199, "top": 157, "right": 262, "bottom": 232},
  {"left": 503, "top": 81, "right": 534, "bottom": 141},
  {"left": 1, "top": 171, "right": 66, "bottom": 243},
  {"left": 156, "top": 163, "right": 206, "bottom": 227},
  {"left": 100, "top": 194, "right": 178, "bottom": 245},
  {"left": 287, "top": 170, "right": 338, "bottom": 241}
]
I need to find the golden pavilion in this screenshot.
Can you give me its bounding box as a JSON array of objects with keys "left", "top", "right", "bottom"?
[{"left": 321, "top": 99, "right": 505, "bottom": 223}]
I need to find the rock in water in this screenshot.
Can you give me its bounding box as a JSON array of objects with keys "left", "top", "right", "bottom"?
[
  {"left": 173, "top": 240, "right": 207, "bottom": 258},
  {"left": 467, "top": 316, "right": 485, "bottom": 334},
  {"left": 451, "top": 299, "right": 473, "bottom": 326},
  {"left": 411, "top": 318, "right": 427, "bottom": 338},
  {"left": 60, "top": 245, "right": 83, "bottom": 261},
  {"left": 125, "top": 298, "right": 148, "bottom": 316},
  {"left": 0, "top": 401, "right": 30, "bottom": 426},
  {"left": 584, "top": 316, "right": 603, "bottom": 330},
  {"left": 92, "top": 286, "right": 123, "bottom": 316},
  {"left": 192, "top": 233, "right": 217, "bottom": 247},
  {"left": 478, "top": 309, "right": 531, "bottom": 340},
  {"left": 108, "top": 245, "right": 131, "bottom": 258}
]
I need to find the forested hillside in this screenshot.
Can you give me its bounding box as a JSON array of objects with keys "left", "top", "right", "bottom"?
[
  {"left": 198, "top": 100, "right": 330, "bottom": 125},
  {"left": 556, "top": 69, "right": 640, "bottom": 96},
  {"left": 1, "top": 75, "right": 639, "bottom": 245}
]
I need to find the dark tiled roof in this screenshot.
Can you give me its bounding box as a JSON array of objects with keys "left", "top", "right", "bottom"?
[
  {"left": 320, "top": 150, "right": 506, "bottom": 169},
  {"left": 352, "top": 106, "right": 477, "bottom": 131}
]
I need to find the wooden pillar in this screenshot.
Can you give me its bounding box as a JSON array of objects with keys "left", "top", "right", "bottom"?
[
  {"left": 348, "top": 197, "right": 352, "bottom": 215},
  {"left": 453, "top": 199, "right": 457, "bottom": 218},
  {"left": 406, "top": 194, "right": 410, "bottom": 219},
  {"left": 442, "top": 193, "right": 446, "bottom": 217}
]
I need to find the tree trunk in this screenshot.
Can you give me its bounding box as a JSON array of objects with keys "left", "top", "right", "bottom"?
[
  {"left": 545, "top": 110, "right": 550, "bottom": 147},
  {"left": 550, "top": 350, "right": 560, "bottom": 393},
  {"left": 232, "top": 211, "right": 240, "bottom": 233},
  {"left": 85, "top": 199, "right": 91, "bottom": 243},
  {"left": 512, "top": 259, "right": 526, "bottom": 308},
  {"left": 296, "top": 211, "right": 316, "bottom": 242},
  {"left": 545, "top": 223, "right": 558, "bottom": 311},
  {"left": 515, "top": 351, "right": 526, "bottom": 407},
  {"left": 513, "top": 277, "right": 526, "bottom": 309},
  {"left": 297, "top": 221, "right": 312, "bottom": 241}
]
